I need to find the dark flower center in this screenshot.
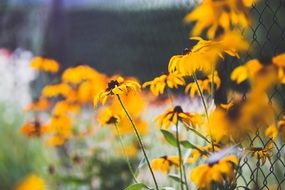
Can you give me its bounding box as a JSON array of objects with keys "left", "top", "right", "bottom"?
[
  {"left": 107, "top": 116, "right": 118, "bottom": 124},
  {"left": 108, "top": 80, "right": 120, "bottom": 90},
  {"left": 208, "top": 160, "right": 219, "bottom": 167},
  {"left": 174, "top": 106, "right": 183, "bottom": 113}
]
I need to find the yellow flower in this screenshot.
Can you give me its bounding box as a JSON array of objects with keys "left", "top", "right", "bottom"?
[
  {"left": 155, "top": 106, "right": 202, "bottom": 129},
  {"left": 272, "top": 53, "right": 285, "bottom": 84},
  {"left": 97, "top": 107, "right": 121, "bottom": 125},
  {"left": 168, "top": 34, "right": 247, "bottom": 76},
  {"left": 184, "top": 0, "right": 253, "bottom": 38},
  {"left": 21, "top": 120, "right": 48, "bottom": 138},
  {"left": 188, "top": 144, "right": 220, "bottom": 163},
  {"left": 185, "top": 79, "right": 210, "bottom": 97},
  {"left": 118, "top": 117, "right": 148, "bottom": 136},
  {"left": 117, "top": 142, "right": 138, "bottom": 158},
  {"left": 42, "top": 83, "right": 72, "bottom": 98},
  {"left": 47, "top": 135, "right": 66, "bottom": 147},
  {"left": 62, "top": 65, "right": 106, "bottom": 84},
  {"left": 94, "top": 76, "right": 141, "bottom": 106},
  {"left": 151, "top": 156, "right": 180, "bottom": 173},
  {"left": 191, "top": 155, "right": 238, "bottom": 190},
  {"left": 52, "top": 101, "right": 80, "bottom": 115},
  {"left": 231, "top": 59, "right": 263, "bottom": 84},
  {"left": 110, "top": 91, "right": 146, "bottom": 117},
  {"left": 16, "top": 174, "right": 46, "bottom": 190},
  {"left": 143, "top": 72, "right": 185, "bottom": 96},
  {"left": 30, "top": 56, "right": 59, "bottom": 73},
  {"left": 25, "top": 97, "right": 49, "bottom": 112},
  {"left": 248, "top": 143, "right": 272, "bottom": 165},
  {"left": 220, "top": 101, "right": 234, "bottom": 111},
  {"left": 45, "top": 114, "right": 72, "bottom": 146},
  {"left": 265, "top": 125, "right": 278, "bottom": 140}
]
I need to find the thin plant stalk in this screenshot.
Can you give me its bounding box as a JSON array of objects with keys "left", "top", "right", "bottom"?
[
  {"left": 182, "top": 122, "right": 211, "bottom": 144},
  {"left": 192, "top": 73, "right": 215, "bottom": 152},
  {"left": 175, "top": 123, "right": 189, "bottom": 190},
  {"left": 116, "top": 95, "right": 159, "bottom": 190},
  {"left": 192, "top": 73, "right": 209, "bottom": 119},
  {"left": 114, "top": 123, "right": 138, "bottom": 183},
  {"left": 210, "top": 63, "right": 215, "bottom": 100}
]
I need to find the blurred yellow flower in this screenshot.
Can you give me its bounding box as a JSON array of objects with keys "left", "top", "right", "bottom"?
[
  {"left": 110, "top": 91, "right": 146, "bottom": 117},
  {"left": 94, "top": 76, "right": 141, "bottom": 106},
  {"left": 168, "top": 33, "right": 248, "bottom": 76},
  {"left": 185, "top": 79, "right": 210, "bottom": 97},
  {"left": 272, "top": 53, "right": 285, "bottom": 84},
  {"left": 231, "top": 59, "right": 263, "bottom": 84},
  {"left": 25, "top": 97, "right": 49, "bottom": 112},
  {"left": 188, "top": 144, "right": 220, "bottom": 163},
  {"left": 16, "top": 174, "right": 46, "bottom": 190},
  {"left": 248, "top": 143, "right": 272, "bottom": 165},
  {"left": 62, "top": 65, "right": 106, "bottom": 84},
  {"left": 47, "top": 135, "right": 66, "bottom": 147},
  {"left": 155, "top": 106, "right": 202, "bottom": 129},
  {"left": 21, "top": 121, "right": 48, "bottom": 138},
  {"left": 143, "top": 72, "right": 185, "bottom": 96},
  {"left": 191, "top": 155, "right": 238, "bottom": 190},
  {"left": 151, "top": 156, "right": 180, "bottom": 173},
  {"left": 31, "top": 56, "right": 59, "bottom": 73},
  {"left": 117, "top": 143, "right": 138, "bottom": 158},
  {"left": 118, "top": 117, "right": 148, "bottom": 136},
  {"left": 184, "top": 0, "right": 254, "bottom": 38},
  {"left": 265, "top": 125, "right": 278, "bottom": 140},
  {"left": 97, "top": 107, "right": 121, "bottom": 125},
  {"left": 45, "top": 114, "right": 72, "bottom": 146},
  {"left": 42, "top": 83, "right": 72, "bottom": 98}
]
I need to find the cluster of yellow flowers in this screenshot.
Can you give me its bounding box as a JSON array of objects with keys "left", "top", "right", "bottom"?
[{"left": 19, "top": 0, "right": 285, "bottom": 190}]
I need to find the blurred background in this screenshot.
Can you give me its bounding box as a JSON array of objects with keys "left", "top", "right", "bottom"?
[
  {"left": 1, "top": 0, "right": 285, "bottom": 189},
  {"left": 0, "top": 0, "right": 195, "bottom": 81}
]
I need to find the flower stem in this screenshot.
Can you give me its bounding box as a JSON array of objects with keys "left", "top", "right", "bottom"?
[
  {"left": 116, "top": 95, "right": 159, "bottom": 190},
  {"left": 114, "top": 123, "right": 138, "bottom": 183},
  {"left": 175, "top": 123, "right": 188, "bottom": 190},
  {"left": 210, "top": 64, "right": 215, "bottom": 100},
  {"left": 192, "top": 73, "right": 208, "bottom": 119},
  {"left": 182, "top": 122, "right": 211, "bottom": 144},
  {"left": 192, "top": 73, "right": 215, "bottom": 152}
]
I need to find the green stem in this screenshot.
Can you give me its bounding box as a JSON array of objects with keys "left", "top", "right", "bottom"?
[
  {"left": 192, "top": 73, "right": 215, "bottom": 152},
  {"left": 116, "top": 95, "right": 159, "bottom": 190},
  {"left": 182, "top": 122, "right": 211, "bottom": 144},
  {"left": 175, "top": 123, "right": 184, "bottom": 190},
  {"left": 176, "top": 122, "right": 189, "bottom": 190},
  {"left": 114, "top": 123, "right": 138, "bottom": 183},
  {"left": 192, "top": 73, "right": 209, "bottom": 119}
]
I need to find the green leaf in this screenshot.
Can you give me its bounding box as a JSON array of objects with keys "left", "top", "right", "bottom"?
[
  {"left": 180, "top": 140, "right": 195, "bottom": 149},
  {"left": 124, "top": 183, "right": 153, "bottom": 190},
  {"left": 168, "top": 173, "right": 185, "bottom": 184},
  {"left": 160, "top": 129, "right": 178, "bottom": 147},
  {"left": 180, "top": 140, "right": 208, "bottom": 155}
]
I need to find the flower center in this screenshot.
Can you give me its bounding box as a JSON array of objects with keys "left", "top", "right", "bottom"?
[
  {"left": 108, "top": 80, "right": 120, "bottom": 90},
  {"left": 208, "top": 160, "right": 219, "bottom": 167},
  {"left": 107, "top": 116, "right": 118, "bottom": 124},
  {"left": 174, "top": 106, "right": 183, "bottom": 113}
]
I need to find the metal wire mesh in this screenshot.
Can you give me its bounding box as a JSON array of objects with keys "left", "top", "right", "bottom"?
[{"left": 236, "top": 1, "right": 285, "bottom": 189}]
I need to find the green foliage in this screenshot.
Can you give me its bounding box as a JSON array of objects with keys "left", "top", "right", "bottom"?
[
  {"left": 0, "top": 102, "right": 48, "bottom": 189},
  {"left": 160, "top": 129, "right": 178, "bottom": 147}
]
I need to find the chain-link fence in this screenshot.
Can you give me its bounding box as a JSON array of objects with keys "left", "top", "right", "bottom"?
[{"left": 236, "top": 1, "right": 285, "bottom": 189}]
